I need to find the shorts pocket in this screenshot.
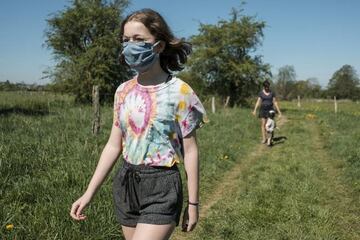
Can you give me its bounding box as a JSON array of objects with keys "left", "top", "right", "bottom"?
[
  {"left": 113, "top": 166, "right": 127, "bottom": 205},
  {"left": 139, "top": 172, "right": 180, "bottom": 212},
  {"left": 141, "top": 173, "right": 175, "bottom": 199},
  {"left": 172, "top": 171, "right": 182, "bottom": 197}
]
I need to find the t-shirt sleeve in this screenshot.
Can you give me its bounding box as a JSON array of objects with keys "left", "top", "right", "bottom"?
[
  {"left": 113, "top": 91, "right": 120, "bottom": 128},
  {"left": 176, "top": 83, "right": 208, "bottom": 138},
  {"left": 113, "top": 83, "right": 127, "bottom": 128}
]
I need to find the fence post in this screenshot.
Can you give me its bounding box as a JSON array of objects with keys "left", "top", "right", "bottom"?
[
  {"left": 334, "top": 96, "right": 337, "bottom": 114},
  {"left": 92, "top": 85, "right": 100, "bottom": 135},
  {"left": 297, "top": 95, "right": 301, "bottom": 108},
  {"left": 211, "top": 96, "right": 216, "bottom": 113},
  {"left": 224, "top": 96, "right": 230, "bottom": 108}
]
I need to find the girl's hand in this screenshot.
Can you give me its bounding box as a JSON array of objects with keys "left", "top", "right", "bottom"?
[
  {"left": 182, "top": 205, "right": 199, "bottom": 232},
  {"left": 70, "top": 192, "right": 93, "bottom": 221}
]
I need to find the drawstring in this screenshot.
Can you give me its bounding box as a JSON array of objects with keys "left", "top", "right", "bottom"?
[{"left": 121, "top": 168, "right": 141, "bottom": 211}]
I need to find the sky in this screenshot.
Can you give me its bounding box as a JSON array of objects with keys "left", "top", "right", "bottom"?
[{"left": 0, "top": 0, "right": 359, "bottom": 87}]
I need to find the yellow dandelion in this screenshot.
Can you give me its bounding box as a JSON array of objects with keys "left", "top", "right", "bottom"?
[
  {"left": 6, "top": 224, "right": 14, "bottom": 231},
  {"left": 220, "top": 154, "right": 229, "bottom": 160},
  {"left": 180, "top": 83, "right": 191, "bottom": 95},
  {"left": 305, "top": 113, "right": 316, "bottom": 120}
]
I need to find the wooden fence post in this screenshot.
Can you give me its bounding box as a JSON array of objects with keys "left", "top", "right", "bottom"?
[
  {"left": 334, "top": 96, "right": 337, "bottom": 114},
  {"left": 297, "top": 95, "right": 301, "bottom": 108},
  {"left": 92, "top": 85, "right": 100, "bottom": 135},
  {"left": 224, "top": 96, "right": 230, "bottom": 108},
  {"left": 211, "top": 96, "right": 216, "bottom": 113}
]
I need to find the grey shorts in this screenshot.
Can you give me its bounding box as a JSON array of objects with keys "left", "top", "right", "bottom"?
[{"left": 113, "top": 161, "right": 183, "bottom": 227}]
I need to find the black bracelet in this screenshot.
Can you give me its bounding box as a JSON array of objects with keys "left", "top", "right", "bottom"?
[{"left": 188, "top": 201, "right": 199, "bottom": 206}]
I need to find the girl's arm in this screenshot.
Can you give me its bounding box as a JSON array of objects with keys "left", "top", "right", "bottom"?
[
  {"left": 252, "top": 97, "right": 261, "bottom": 116},
  {"left": 183, "top": 130, "right": 199, "bottom": 232},
  {"left": 273, "top": 97, "right": 282, "bottom": 117},
  {"left": 70, "top": 125, "right": 122, "bottom": 220}
]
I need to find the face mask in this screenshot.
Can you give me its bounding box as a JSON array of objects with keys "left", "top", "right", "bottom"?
[{"left": 121, "top": 41, "right": 160, "bottom": 73}]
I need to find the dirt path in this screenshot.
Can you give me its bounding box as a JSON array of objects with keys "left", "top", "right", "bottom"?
[
  {"left": 172, "top": 116, "right": 288, "bottom": 240},
  {"left": 198, "top": 116, "right": 288, "bottom": 219},
  {"left": 172, "top": 114, "right": 360, "bottom": 239}
]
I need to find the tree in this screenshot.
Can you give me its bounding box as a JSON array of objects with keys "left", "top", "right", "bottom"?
[
  {"left": 290, "top": 78, "right": 322, "bottom": 99},
  {"left": 44, "top": 0, "right": 130, "bottom": 103},
  {"left": 327, "top": 65, "right": 360, "bottom": 100},
  {"left": 305, "top": 78, "right": 322, "bottom": 98},
  {"left": 275, "top": 65, "right": 296, "bottom": 100},
  {"left": 186, "top": 7, "right": 271, "bottom": 106}
]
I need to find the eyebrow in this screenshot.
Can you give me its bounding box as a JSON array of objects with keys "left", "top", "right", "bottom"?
[{"left": 122, "top": 34, "right": 144, "bottom": 39}]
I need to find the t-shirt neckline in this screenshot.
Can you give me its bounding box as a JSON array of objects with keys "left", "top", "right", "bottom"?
[
  {"left": 135, "top": 75, "right": 177, "bottom": 92},
  {"left": 262, "top": 90, "right": 271, "bottom": 96}
]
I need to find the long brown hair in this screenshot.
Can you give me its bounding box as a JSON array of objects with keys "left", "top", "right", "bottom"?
[{"left": 120, "top": 8, "right": 192, "bottom": 73}]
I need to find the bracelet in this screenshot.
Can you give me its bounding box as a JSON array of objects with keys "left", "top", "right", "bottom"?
[{"left": 188, "top": 201, "right": 199, "bottom": 206}]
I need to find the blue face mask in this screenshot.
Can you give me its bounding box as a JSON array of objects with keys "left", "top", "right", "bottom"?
[{"left": 121, "top": 41, "right": 160, "bottom": 73}]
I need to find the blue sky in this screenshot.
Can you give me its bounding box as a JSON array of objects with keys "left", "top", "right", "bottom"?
[{"left": 0, "top": 0, "right": 359, "bottom": 87}]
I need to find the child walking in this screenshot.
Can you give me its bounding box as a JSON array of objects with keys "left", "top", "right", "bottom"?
[
  {"left": 265, "top": 110, "right": 276, "bottom": 146},
  {"left": 70, "top": 8, "right": 207, "bottom": 240}
]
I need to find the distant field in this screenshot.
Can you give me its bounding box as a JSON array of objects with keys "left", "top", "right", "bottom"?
[{"left": 1, "top": 92, "right": 359, "bottom": 239}]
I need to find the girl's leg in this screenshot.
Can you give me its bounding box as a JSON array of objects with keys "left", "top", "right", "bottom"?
[
  {"left": 131, "top": 223, "right": 175, "bottom": 240},
  {"left": 261, "top": 118, "right": 267, "bottom": 143},
  {"left": 122, "top": 225, "right": 136, "bottom": 240}
]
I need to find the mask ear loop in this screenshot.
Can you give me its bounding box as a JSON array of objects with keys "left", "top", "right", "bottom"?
[
  {"left": 118, "top": 50, "right": 124, "bottom": 65},
  {"left": 152, "top": 41, "right": 162, "bottom": 53},
  {"left": 153, "top": 41, "right": 161, "bottom": 47},
  {"left": 153, "top": 41, "right": 171, "bottom": 79}
]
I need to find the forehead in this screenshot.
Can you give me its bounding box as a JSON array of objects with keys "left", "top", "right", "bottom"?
[{"left": 123, "top": 20, "right": 154, "bottom": 38}]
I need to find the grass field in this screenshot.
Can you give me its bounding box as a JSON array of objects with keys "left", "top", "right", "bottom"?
[{"left": 1, "top": 92, "right": 359, "bottom": 239}]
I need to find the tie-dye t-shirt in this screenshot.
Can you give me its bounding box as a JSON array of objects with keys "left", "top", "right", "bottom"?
[{"left": 113, "top": 76, "right": 207, "bottom": 167}]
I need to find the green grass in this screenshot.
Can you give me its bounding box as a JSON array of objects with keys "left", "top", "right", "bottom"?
[
  {"left": 317, "top": 112, "right": 360, "bottom": 195},
  {"left": 1, "top": 92, "right": 359, "bottom": 239},
  {"left": 195, "top": 108, "right": 259, "bottom": 203},
  {"left": 187, "top": 102, "right": 360, "bottom": 240},
  {"left": 0, "top": 92, "right": 258, "bottom": 239},
  {"left": 1, "top": 92, "right": 119, "bottom": 239},
  {"left": 0, "top": 91, "right": 74, "bottom": 114},
  {"left": 283, "top": 100, "right": 360, "bottom": 194}
]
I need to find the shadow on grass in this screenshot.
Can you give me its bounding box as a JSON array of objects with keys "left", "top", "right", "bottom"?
[
  {"left": 271, "top": 136, "right": 287, "bottom": 146},
  {"left": 0, "top": 107, "right": 49, "bottom": 116}
]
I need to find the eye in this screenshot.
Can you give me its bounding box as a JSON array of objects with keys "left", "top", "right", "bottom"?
[
  {"left": 134, "top": 37, "right": 145, "bottom": 42},
  {"left": 122, "top": 38, "right": 129, "bottom": 43}
]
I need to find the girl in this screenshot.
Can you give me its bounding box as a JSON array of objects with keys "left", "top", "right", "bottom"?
[
  {"left": 70, "top": 8, "right": 207, "bottom": 240},
  {"left": 252, "top": 80, "right": 281, "bottom": 143}
]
